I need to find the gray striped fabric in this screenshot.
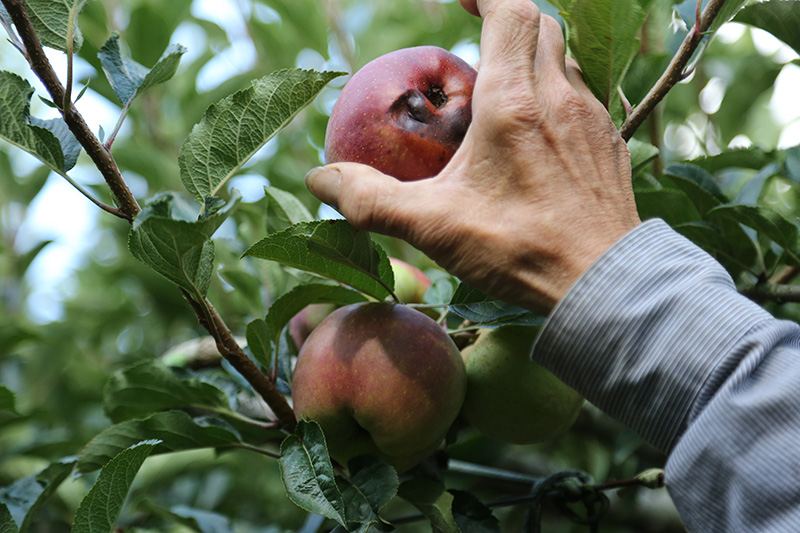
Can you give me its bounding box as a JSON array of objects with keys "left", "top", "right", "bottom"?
[{"left": 534, "top": 219, "right": 800, "bottom": 532}]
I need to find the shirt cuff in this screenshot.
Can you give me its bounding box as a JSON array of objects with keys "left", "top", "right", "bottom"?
[{"left": 533, "top": 219, "right": 773, "bottom": 452}]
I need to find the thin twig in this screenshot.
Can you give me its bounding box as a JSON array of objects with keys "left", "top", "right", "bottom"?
[
  {"left": 1, "top": 0, "right": 140, "bottom": 221},
  {"left": 620, "top": 0, "right": 727, "bottom": 141}
]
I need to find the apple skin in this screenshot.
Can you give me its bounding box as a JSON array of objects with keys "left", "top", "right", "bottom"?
[
  {"left": 291, "top": 302, "right": 466, "bottom": 471},
  {"left": 325, "top": 46, "right": 477, "bottom": 181},
  {"left": 390, "top": 257, "right": 432, "bottom": 304},
  {"left": 460, "top": 326, "right": 584, "bottom": 445},
  {"left": 288, "top": 303, "right": 337, "bottom": 350}
]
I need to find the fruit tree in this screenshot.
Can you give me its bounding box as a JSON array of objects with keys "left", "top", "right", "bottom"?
[{"left": 1, "top": 0, "right": 799, "bottom": 531}]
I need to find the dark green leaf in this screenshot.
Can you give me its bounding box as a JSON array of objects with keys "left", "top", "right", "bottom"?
[
  {"left": 0, "top": 386, "right": 17, "bottom": 416},
  {"left": 99, "top": 34, "right": 186, "bottom": 106},
  {"left": 243, "top": 220, "right": 393, "bottom": 301},
  {"left": 179, "top": 69, "right": 345, "bottom": 202},
  {"left": 279, "top": 419, "right": 348, "bottom": 528},
  {"left": 76, "top": 411, "right": 275, "bottom": 474},
  {"left": 72, "top": 440, "right": 160, "bottom": 533},
  {"left": 0, "top": 457, "right": 76, "bottom": 533},
  {"left": 450, "top": 490, "right": 501, "bottom": 533},
  {"left": 783, "top": 145, "right": 800, "bottom": 185},
  {"left": 710, "top": 204, "right": 800, "bottom": 265},
  {"left": 449, "top": 284, "right": 545, "bottom": 327},
  {"left": 634, "top": 188, "right": 702, "bottom": 226},
  {"left": 398, "top": 478, "right": 459, "bottom": 533},
  {"left": 733, "top": 163, "right": 780, "bottom": 206},
  {"left": 103, "top": 360, "right": 231, "bottom": 423},
  {"left": 128, "top": 191, "right": 240, "bottom": 297},
  {"left": 689, "top": 146, "right": 776, "bottom": 174},
  {"left": 734, "top": 0, "right": 800, "bottom": 57},
  {"left": 0, "top": 72, "right": 66, "bottom": 173},
  {"left": 338, "top": 455, "right": 398, "bottom": 530},
  {"left": 663, "top": 164, "right": 727, "bottom": 216},
  {"left": 265, "top": 186, "right": 314, "bottom": 235},
  {"left": 24, "top": 0, "right": 87, "bottom": 52}
]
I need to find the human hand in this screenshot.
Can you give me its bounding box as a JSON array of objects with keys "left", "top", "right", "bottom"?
[{"left": 305, "top": 0, "right": 640, "bottom": 314}]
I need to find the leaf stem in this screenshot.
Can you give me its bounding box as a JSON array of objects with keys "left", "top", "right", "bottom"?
[
  {"left": 1, "top": 0, "right": 140, "bottom": 222},
  {"left": 619, "top": 0, "right": 727, "bottom": 141},
  {"left": 57, "top": 170, "right": 126, "bottom": 217},
  {"left": 104, "top": 100, "right": 131, "bottom": 149}
]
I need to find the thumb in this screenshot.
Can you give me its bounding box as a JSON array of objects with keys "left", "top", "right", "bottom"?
[{"left": 305, "top": 162, "right": 427, "bottom": 238}]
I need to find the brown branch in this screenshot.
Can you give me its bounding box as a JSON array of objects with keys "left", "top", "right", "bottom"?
[
  {"left": 620, "top": 0, "right": 727, "bottom": 141},
  {"left": 2, "top": 0, "right": 140, "bottom": 222},
  {"left": 183, "top": 291, "right": 297, "bottom": 433}
]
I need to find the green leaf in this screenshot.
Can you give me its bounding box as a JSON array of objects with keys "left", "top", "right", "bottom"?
[
  {"left": 663, "top": 163, "right": 727, "bottom": 215},
  {"left": 0, "top": 457, "right": 76, "bottom": 533},
  {"left": 734, "top": 0, "right": 800, "bottom": 57},
  {"left": 709, "top": 204, "right": 800, "bottom": 265},
  {"left": 398, "top": 478, "right": 459, "bottom": 533},
  {"left": 563, "top": 0, "right": 646, "bottom": 110},
  {"left": 98, "top": 34, "right": 186, "bottom": 106},
  {"left": 0, "top": 386, "right": 17, "bottom": 416},
  {"left": 103, "top": 360, "right": 231, "bottom": 423},
  {"left": 634, "top": 188, "right": 702, "bottom": 226},
  {"left": 0, "top": 504, "right": 17, "bottom": 533},
  {"left": 247, "top": 283, "right": 367, "bottom": 367},
  {"left": 449, "top": 284, "right": 545, "bottom": 327},
  {"left": 76, "top": 411, "right": 275, "bottom": 474},
  {"left": 167, "top": 505, "right": 233, "bottom": 533},
  {"left": 628, "top": 138, "right": 659, "bottom": 176},
  {"left": 243, "top": 220, "right": 393, "bottom": 301},
  {"left": 450, "top": 490, "right": 501, "bottom": 533},
  {"left": 72, "top": 440, "right": 160, "bottom": 533},
  {"left": 23, "top": 0, "right": 87, "bottom": 52},
  {"left": 179, "top": 68, "right": 345, "bottom": 203},
  {"left": 0, "top": 71, "right": 67, "bottom": 173},
  {"left": 264, "top": 186, "right": 314, "bottom": 235},
  {"left": 279, "top": 419, "right": 348, "bottom": 529},
  {"left": 28, "top": 117, "right": 81, "bottom": 171},
  {"left": 128, "top": 191, "right": 241, "bottom": 297},
  {"left": 338, "top": 455, "right": 398, "bottom": 530},
  {"left": 689, "top": 146, "right": 775, "bottom": 174}
]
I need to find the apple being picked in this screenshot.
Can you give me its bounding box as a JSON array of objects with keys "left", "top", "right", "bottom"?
[
  {"left": 325, "top": 46, "right": 477, "bottom": 181},
  {"left": 460, "top": 326, "right": 584, "bottom": 444},
  {"left": 291, "top": 302, "right": 466, "bottom": 471}
]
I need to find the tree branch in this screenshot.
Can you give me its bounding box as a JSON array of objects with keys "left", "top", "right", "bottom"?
[
  {"left": 620, "top": 0, "right": 727, "bottom": 141},
  {"left": 183, "top": 291, "right": 297, "bottom": 433},
  {"left": 2, "top": 0, "right": 140, "bottom": 222},
  {"left": 741, "top": 282, "right": 800, "bottom": 305}
]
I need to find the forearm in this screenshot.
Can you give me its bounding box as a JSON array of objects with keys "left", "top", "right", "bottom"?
[{"left": 535, "top": 219, "right": 800, "bottom": 530}]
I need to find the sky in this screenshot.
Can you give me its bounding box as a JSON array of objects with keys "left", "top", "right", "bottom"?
[{"left": 3, "top": 0, "right": 800, "bottom": 323}]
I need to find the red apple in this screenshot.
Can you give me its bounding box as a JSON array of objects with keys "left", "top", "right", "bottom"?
[
  {"left": 291, "top": 302, "right": 466, "bottom": 471},
  {"left": 325, "top": 46, "right": 477, "bottom": 181},
  {"left": 390, "top": 257, "right": 432, "bottom": 304}
]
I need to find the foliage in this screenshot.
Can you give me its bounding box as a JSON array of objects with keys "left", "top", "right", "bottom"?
[{"left": 1, "top": 0, "right": 799, "bottom": 531}]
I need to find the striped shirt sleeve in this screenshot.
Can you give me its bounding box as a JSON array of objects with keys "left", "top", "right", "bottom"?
[{"left": 534, "top": 218, "right": 800, "bottom": 532}]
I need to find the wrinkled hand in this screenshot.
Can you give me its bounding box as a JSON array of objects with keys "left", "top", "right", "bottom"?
[{"left": 306, "top": 0, "right": 640, "bottom": 314}]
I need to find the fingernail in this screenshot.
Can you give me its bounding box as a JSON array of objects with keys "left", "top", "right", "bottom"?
[{"left": 305, "top": 166, "right": 341, "bottom": 209}]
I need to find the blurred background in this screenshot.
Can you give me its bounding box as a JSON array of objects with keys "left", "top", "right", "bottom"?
[{"left": 1, "top": 0, "right": 799, "bottom": 531}]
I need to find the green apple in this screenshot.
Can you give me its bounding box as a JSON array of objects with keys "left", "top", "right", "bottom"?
[
  {"left": 390, "top": 257, "right": 432, "bottom": 304},
  {"left": 460, "top": 326, "right": 583, "bottom": 444},
  {"left": 291, "top": 302, "right": 466, "bottom": 471}
]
